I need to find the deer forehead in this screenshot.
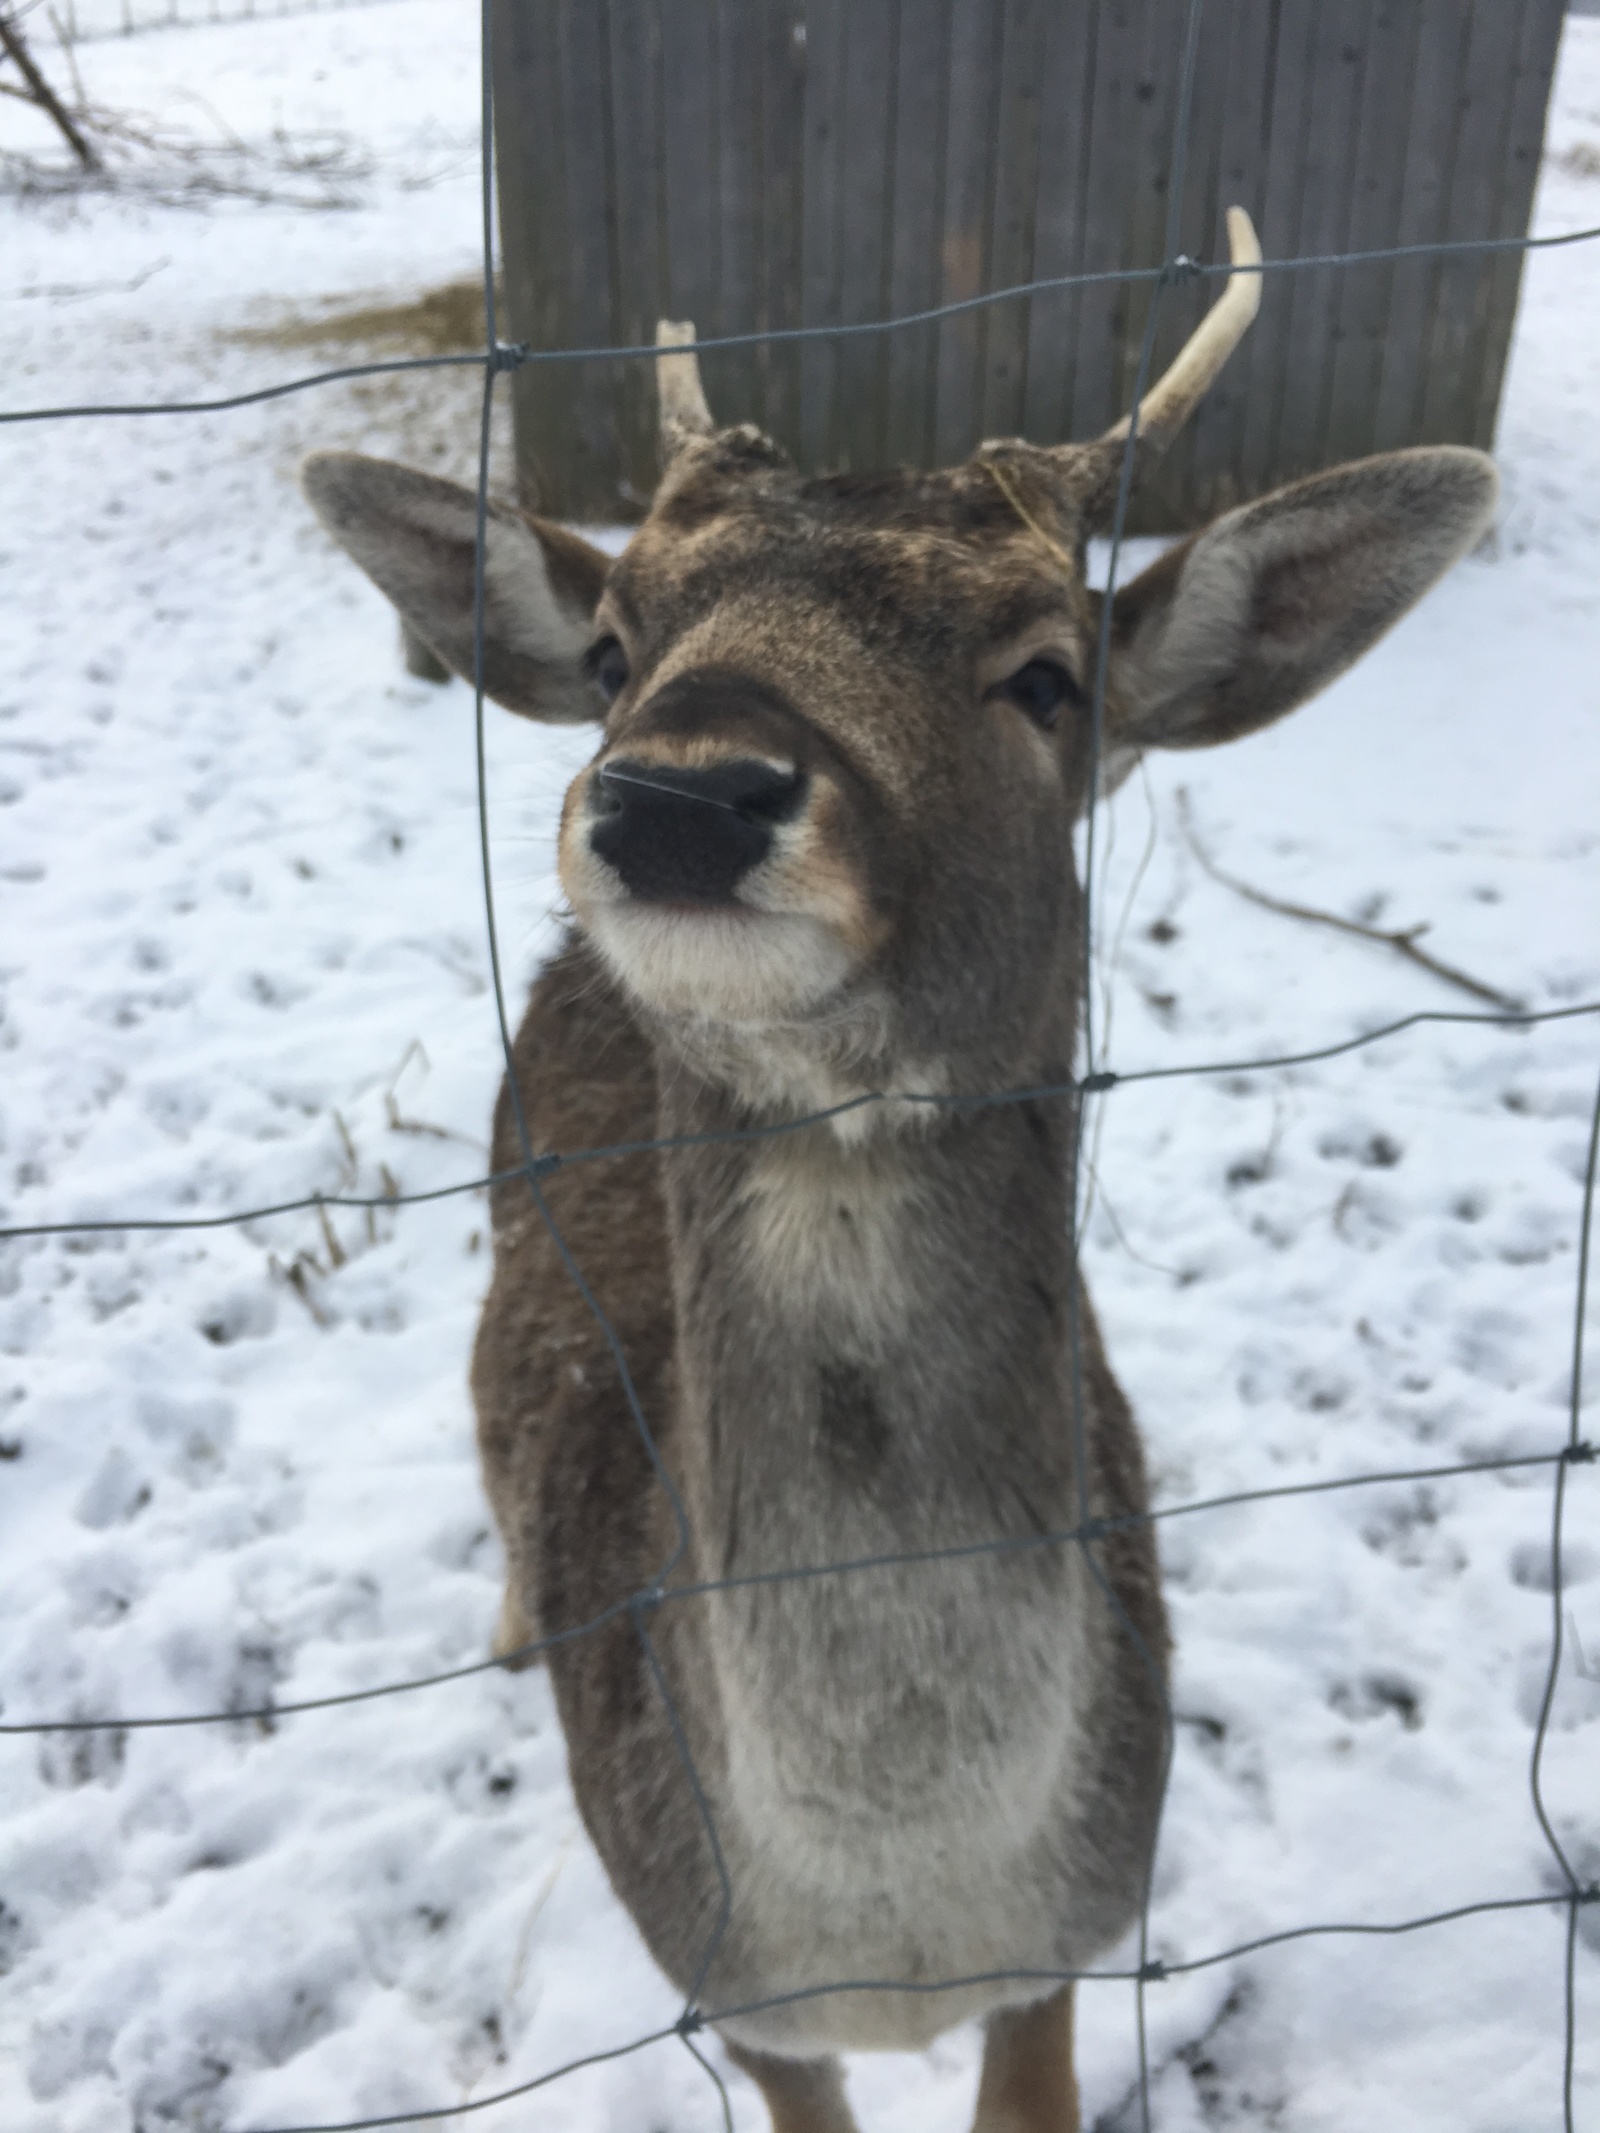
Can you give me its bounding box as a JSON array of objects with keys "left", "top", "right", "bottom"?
[{"left": 606, "top": 472, "right": 1097, "bottom": 695}]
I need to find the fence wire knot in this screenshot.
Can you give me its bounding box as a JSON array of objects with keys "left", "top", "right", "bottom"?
[
  {"left": 1080, "top": 1070, "right": 1119, "bottom": 1095},
  {"left": 675, "top": 2008, "right": 706, "bottom": 2038},
  {"left": 1561, "top": 1440, "right": 1595, "bottom": 1465},
  {"left": 1161, "top": 253, "right": 1202, "bottom": 286},
  {"left": 488, "top": 341, "right": 529, "bottom": 374},
  {"left": 1138, "top": 1959, "right": 1169, "bottom": 1983}
]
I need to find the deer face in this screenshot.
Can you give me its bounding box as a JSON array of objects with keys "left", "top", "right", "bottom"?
[
  {"left": 303, "top": 214, "right": 1495, "bottom": 1105},
  {"left": 555, "top": 436, "right": 1117, "bottom": 1083}
]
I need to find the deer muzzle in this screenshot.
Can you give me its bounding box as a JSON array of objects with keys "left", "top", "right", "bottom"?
[
  {"left": 558, "top": 668, "right": 892, "bottom": 1024},
  {"left": 588, "top": 756, "right": 807, "bottom": 906}
]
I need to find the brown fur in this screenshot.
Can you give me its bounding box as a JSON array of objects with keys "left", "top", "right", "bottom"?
[
  {"left": 302, "top": 399, "right": 1496, "bottom": 2132},
  {"left": 972, "top": 1987, "right": 1079, "bottom": 2133}
]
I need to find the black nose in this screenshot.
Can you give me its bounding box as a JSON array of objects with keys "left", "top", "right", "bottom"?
[{"left": 589, "top": 757, "right": 806, "bottom": 905}]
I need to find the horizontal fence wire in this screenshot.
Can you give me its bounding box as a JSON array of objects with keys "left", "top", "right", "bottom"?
[
  {"left": 48, "top": 0, "right": 419, "bottom": 44},
  {"left": 5, "top": 225, "right": 1600, "bottom": 427},
  {"left": 4, "top": 999, "right": 1597, "bottom": 1245},
  {"left": 232, "top": 1887, "right": 1600, "bottom": 2133},
  {"left": 1, "top": 0, "right": 1596, "bottom": 2127},
  {"left": 0, "top": 1444, "right": 1589, "bottom": 1738}
]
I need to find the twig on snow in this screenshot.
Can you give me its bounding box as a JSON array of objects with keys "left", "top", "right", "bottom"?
[{"left": 1176, "top": 787, "right": 1523, "bottom": 1013}]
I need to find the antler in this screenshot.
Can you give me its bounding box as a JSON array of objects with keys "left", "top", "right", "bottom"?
[
  {"left": 1103, "top": 206, "right": 1262, "bottom": 453},
  {"left": 656, "top": 319, "right": 716, "bottom": 458}
]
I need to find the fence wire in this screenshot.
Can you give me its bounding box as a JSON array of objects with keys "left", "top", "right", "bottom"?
[
  {"left": 0, "top": 0, "right": 1597, "bottom": 2128},
  {"left": 46, "top": 0, "right": 417, "bottom": 45}
]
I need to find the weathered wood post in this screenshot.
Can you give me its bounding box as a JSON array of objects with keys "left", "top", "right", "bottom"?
[{"left": 492, "top": 0, "right": 1564, "bottom": 530}]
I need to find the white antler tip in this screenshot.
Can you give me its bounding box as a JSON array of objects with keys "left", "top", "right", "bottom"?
[
  {"left": 1224, "top": 206, "right": 1263, "bottom": 321},
  {"left": 655, "top": 319, "right": 716, "bottom": 448},
  {"left": 1225, "top": 205, "right": 1262, "bottom": 267},
  {"left": 1101, "top": 203, "right": 1264, "bottom": 452}
]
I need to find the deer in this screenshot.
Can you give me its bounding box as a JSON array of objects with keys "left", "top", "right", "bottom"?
[{"left": 301, "top": 207, "right": 1495, "bottom": 2133}]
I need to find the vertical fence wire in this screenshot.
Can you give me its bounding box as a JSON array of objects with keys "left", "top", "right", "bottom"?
[
  {"left": 1531, "top": 1061, "right": 1600, "bottom": 2133},
  {"left": 1070, "top": 5, "right": 1209, "bottom": 2124}
]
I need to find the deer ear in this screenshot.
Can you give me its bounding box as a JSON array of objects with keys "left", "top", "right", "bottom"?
[
  {"left": 301, "top": 452, "right": 610, "bottom": 722},
  {"left": 1104, "top": 447, "right": 1497, "bottom": 755}
]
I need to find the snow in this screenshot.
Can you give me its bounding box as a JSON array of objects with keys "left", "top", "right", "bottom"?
[{"left": 1, "top": 8, "right": 1598, "bottom": 2130}]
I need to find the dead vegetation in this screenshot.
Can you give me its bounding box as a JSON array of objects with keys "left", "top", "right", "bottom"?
[
  {"left": 267, "top": 1042, "right": 485, "bottom": 1332},
  {"left": 229, "top": 272, "right": 518, "bottom": 503},
  {"left": 1176, "top": 787, "right": 1522, "bottom": 1012},
  {"left": 8, "top": 109, "right": 374, "bottom": 208},
  {"left": 230, "top": 274, "right": 496, "bottom": 356},
  {"left": 0, "top": 2, "right": 373, "bottom": 206}
]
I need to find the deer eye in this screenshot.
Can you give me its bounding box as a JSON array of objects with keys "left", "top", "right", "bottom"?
[
  {"left": 1000, "top": 657, "right": 1083, "bottom": 731},
  {"left": 584, "top": 636, "right": 630, "bottom": 703}
]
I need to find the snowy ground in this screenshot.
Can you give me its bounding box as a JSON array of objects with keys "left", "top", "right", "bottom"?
[{"left": 1, "top": 9, "right": 1598, "bottom": 2132}]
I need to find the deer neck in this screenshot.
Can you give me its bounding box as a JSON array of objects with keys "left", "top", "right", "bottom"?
[
  {"left": 653, "top": 1042, "right": 1083, "bottom": 1581},
  {"left": 649, "top": 1039, "right": 1102, "bottom": 1858}
]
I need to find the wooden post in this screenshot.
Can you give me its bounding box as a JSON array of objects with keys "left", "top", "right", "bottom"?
[{"left": 491, "top": 0, "right": 1566, "bottom": 529}]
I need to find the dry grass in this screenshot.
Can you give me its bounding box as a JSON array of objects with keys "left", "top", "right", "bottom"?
[
  {"left": 231, "top": 274, "right": 499, "bottom": 356},
  {"left": 233, "top": 274, "right": 517, "bottom": 497}
]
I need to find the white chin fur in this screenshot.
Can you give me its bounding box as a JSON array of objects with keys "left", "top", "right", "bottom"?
[{"left": 585, "top": 902, "right": 857, "bottom": 1025}]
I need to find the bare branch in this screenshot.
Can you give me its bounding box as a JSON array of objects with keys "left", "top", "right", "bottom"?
[
  {"left": 1176, "top": 788, "right": 1523, "bottom": 1013},
  {"left": 0, "top": 5, "right": 98, "bottom": 170}
]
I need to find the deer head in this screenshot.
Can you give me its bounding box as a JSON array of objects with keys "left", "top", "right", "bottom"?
[{"left": 303, "top": 211, "right": 1495, "bottom": 1115}]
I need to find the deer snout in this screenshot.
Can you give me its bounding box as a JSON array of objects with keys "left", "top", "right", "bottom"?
[
  {"left": 587, "top": 756, "right": 806, "bottom": 906},
  {"left": 559, "top": 698, "right": 884, "bottom": 1025}
]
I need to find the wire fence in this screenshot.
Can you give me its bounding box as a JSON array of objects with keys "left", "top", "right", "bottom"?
[
  {"left": 1, "top": 1, "right": 1598, "bottom": 2128},
  {"left": 42, "top": 0, "right": 416, "bottom": 45}
]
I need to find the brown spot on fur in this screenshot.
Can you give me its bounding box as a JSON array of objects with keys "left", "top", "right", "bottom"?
[{"left": 816, "top": 1359, "right": 891, "bottom": 1481}]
